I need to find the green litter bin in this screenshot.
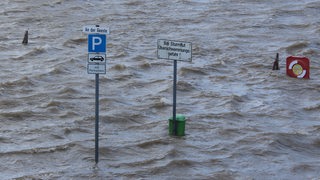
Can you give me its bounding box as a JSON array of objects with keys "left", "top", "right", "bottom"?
[{"left": 168, "top": 114, "right": 186, "bottom": 136}]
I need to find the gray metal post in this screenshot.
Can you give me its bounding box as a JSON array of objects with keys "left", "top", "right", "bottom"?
[
  {"left": 173, "top": 60, "right": 177, "bottom": 136},
  {"left": 95, "top": 73, "right": 99, "bottom": 163}
]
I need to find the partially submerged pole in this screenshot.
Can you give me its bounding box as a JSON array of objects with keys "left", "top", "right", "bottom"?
[
  {"left": 95, "top": 73, "right": 99, "bottom": 164},
  {"left": 272, "top": 53, "right": 279, "bottom": 70},
  {"left": 22, "top": 30, "right": 28, "bottom": 45},
  {"left": 173, "top": 60, "right": 178, "bottom": 135}
]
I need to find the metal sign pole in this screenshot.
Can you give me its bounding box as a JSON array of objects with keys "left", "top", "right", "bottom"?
[
  {"left": 173, "top": 60, "right": 177, "bottom": 136},
  {"left": 95, "top": 73, "right": 99, "bottom": 164},
  {"left": 157, "top": 39, "right": 192, "bottom": 136},
  {"left": 83, "top": 25, "right": 109, "bottom": 164}
]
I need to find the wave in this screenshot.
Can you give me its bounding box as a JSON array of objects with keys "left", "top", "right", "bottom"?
[
  {"left": 0, "top": 137, "right": 13, "bottom": 144},
  {"left": 1, "top": 76, "right": 34, "bottom": 88},
  {"left": 63, "top": 37, "right": 86, "bottom": 48},
  {"left": 268, "top": 133, "right": 320, "bottom": 156},
  {"left": 303, "top": 103, "right": 320, "bottom": 111},
  {"left": 286, "top": 41, "right": 309, "bottom": 54},
  {"left": 12, "top": 45, "right": 49, "bottom": 60},
  {"left": 57, "top": 86, "right": 79, "bottom": 95},
  {"left": 0, "top": 142, "right": 75, "bottom": 155},
  {"left": 150, "top": 97, "right": 171, "bottom": 108},
  {"left": 177, "top": 80, "right": 196, "bottom": 91},
  {"left": 99, "top": 113, "right": 146, "bottom": 125},
  {"left": 0, "top": 110, "right": 42, "bottom": 121},
  {"left": 111, "top": 64, "right": 127, "bottom": 71},
  {"left": 180, "top": 67, "right": 208, "bottom": 76},
  {"left": 137, "top": 138, "right": 169, "bottom": 148}
]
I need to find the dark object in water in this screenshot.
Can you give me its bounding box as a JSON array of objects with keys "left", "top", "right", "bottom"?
[
  {"left": 272, "top": 53, "right": 279, "bottom": 70},
  {"left": 22, "top": 30, "right": 28, "bottom": 44}
]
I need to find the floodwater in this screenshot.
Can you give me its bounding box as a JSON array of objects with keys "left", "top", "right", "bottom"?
[{"left": 1, "top": 0, "right": 320, "bottom": 179}]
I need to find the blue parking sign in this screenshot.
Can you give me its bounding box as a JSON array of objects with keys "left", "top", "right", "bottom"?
[{"left": 88, "top": 34, "right": 106, "bottom": 53}]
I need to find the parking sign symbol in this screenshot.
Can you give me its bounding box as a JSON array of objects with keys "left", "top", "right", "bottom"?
[{"left": 88, "top": 34, "right": 106, "bottom": 53}]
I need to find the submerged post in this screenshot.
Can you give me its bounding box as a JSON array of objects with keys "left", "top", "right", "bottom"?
[
  {"left": 272, "top": 53, "right": 280, "bottom": 70},
  {"left": 173, "top": 60, "right": 178, "bottom": 135},
  {"left": 22, "top": 30, "right": 28, "bottom": 44}
]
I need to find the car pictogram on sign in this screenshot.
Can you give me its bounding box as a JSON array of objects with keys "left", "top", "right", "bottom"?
[{"left": 90, "top": 56, "right": 104, "bottom": 61}]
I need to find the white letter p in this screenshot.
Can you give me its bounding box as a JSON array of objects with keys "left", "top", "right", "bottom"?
[{"left": 92, "top": 37, "right": 102, "bottom": 51}]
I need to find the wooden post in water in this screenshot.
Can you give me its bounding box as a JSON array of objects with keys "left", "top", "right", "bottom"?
[
  {"left": 22, "top": 30, "right": 28, "bottom": 44},
  {"left": 273, "top": 53, "right": 280, "bottom": 70}
]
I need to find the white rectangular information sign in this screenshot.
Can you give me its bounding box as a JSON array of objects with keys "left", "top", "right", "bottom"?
[
  {"left": 87, "top": 63, "right": 106, "bottom": 74},
  {"left": 157, "top": 39, "right": 192, "bottom": 61},
  {"left": 83, "top": 25, "right": 110, "bottom": 34}
]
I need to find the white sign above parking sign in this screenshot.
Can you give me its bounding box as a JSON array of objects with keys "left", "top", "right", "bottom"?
[{"left": 83, "top": 25, "right": 110, "bottom": 34}]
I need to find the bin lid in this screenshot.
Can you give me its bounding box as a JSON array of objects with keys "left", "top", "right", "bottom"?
[{"left": 169, "top": 114, "right": 186, "bottom": 121}]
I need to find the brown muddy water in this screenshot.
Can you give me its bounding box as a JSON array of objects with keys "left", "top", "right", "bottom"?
[{"left": 1, "top": 0, "right": 320, "bottom": 179}]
